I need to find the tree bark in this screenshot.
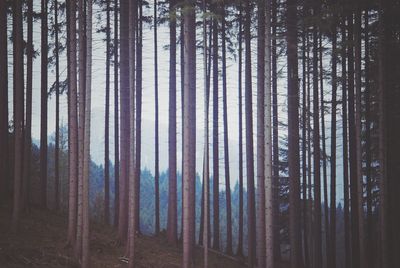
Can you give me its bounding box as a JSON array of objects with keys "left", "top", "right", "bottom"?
[
  {"left": 245, "top": 0, "right": 256, "bottom": 265},
  {"left": 182, "top": 2, "right": 196, "bottom": 267},
  {"left": 40, "top": 0, "right": 49, "bottom": 210},
  {"left": 287, "top": 0, "right": 302, "bottom": 266},
  {"left": 256, "top": 0, "right": 266, "bottom": 265},
  {"left": 67, "top": 0, "right": 78, "bottom": 246},
  {"left": 54, "top": 0, "right": 60, "bottom": 211},
  {"left": 154, "top": 0, "right": 160, "bottom": 236},
  {"left": 167, "top": 0, "right": 178, "bottom": 246},
  {"left": 104, "top": 0, "right": 111, "bottom": 225},
  {"left": 11, "top": 0, "right": 24, "bottom": 231}
]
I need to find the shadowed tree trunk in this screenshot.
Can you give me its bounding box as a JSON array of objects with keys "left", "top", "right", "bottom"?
[
  {"left": 245, "top": 0, "right": 256, "bottom": 265},
  {"left": 256, "top": 0, "right": 266, "bottom": 264},
  {"left": 127, "top": 0, "right": 136, "bottom": 265},
  {"left": 287, "top": 0, "right": 302, "bottom": 266},
  {"left": 167, "top": 0, "right": 178, "bottom": 246},
  {"left": 67, "top": 0, "right": 78, "bottom": 246},
  {"left": 236, "top": 2, "right": 244, "bottom": 257},
  {"left": 154, "top": 0, "right": 160, "bottom": 236},
  {"left": 82, "top": 2, "right": 92, "bottom": 266},
  {"left": 12, "top": 0, "right": 24, "bottom": 231},
  {"left": 341, "top": 15, "right": 351, "bottom": 268},
  {"left": 40, "top": 0, "right": 49, "bottom": 210},
  {"left": 54, "top": 0, "right": 60, "bottom": 211},
  {"left": 104, "top": 0, "right": 111, "bottom": 225},
  {"left": 22, "top": 0, "right": 33, "bottom": 210},
  {"left": 118, "top": 0, "right": 130, "bottom": 243},
  {"left": 212, "top": 1, "right": 219, "bottom": 251},
  {"left": 113, "top": 0, "right": 120, "bottom": 228},
  {"left": 182, "top": 2, "right": 196, "bottom": 267},
  {"left": 0, "top": 0, "right": 8, "bottom": 203}
]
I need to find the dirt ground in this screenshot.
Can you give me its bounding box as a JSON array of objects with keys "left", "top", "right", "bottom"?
[{"left": 0, "top": 204, "right": 246, "bottom": 267}]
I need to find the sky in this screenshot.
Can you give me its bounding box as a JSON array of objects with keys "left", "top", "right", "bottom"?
[{"left": 6, "top": 0, "right": 346, "bottom": 204}]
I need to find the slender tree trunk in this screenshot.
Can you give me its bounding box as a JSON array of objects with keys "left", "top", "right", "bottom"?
[
  {"left": 75, "top": 0, "right": 86, "bottom": 258},
  {"left": 319, "top": 35, "right": 330, "bottom": 268},
  {"left": 127, "top": 1, "right": 136, "bottom": 265},
  {"left": 167, "top": 0, "right": 178, "bottom": 246},
  {"left": 202, "top": 0, "right": 209, "bottom": 264},
  {"left": 312, "top": 6, "right": 322, "bottom": 266},
  {"left": 271, "top": 0, "right": 280, "bottom": 260},
  {"left": 329, "top": 12, "right": 338, "bottom": 268},
  {"left": 40, "top": 0, "right": 49, "bottom": 210},
  {"left": 301, "top": 23, "right": 309, "bottom": 268},
  {"left": 154, "top": 0, "right": 160, "bottom": 236},
  {"left": 54, "top": 0, "right": 60, "bottom": 211},
  {"left": 82, "top": 2, "right": 92, "bottom": 266},
  {"left": 245, "top": 0, "right": 256, "bottom": 265},
  {"left": 118, "top": 0, "right": 130, "bottom": 243},
  {"left": 67, "top": 0, "right": 78, "bottom": 245},
  {"left": 264, "top": 1, "right": 274, "bottom": 266},
  {"left": 113, "top": 0, "right": 120, "bottom": 228},
  {"left": 287, "top": 0, "right": 302, "bottom": 266},
  {"left": 221, "top": 6, "right": 232, "bottom": 255},
  {"left": 0, "top": 0, "right": 8, "bottom": 204},
  {"left": 354, "top": 8, "right": 366, "bottom": 268},
  {"left": 236, "top": 3, "right": 244, "bottom": 257},
  {"left": 11, "top": 0, "right": 24, "bottom": 231},
  {"left": 211, "top": 4, "right": 220, "bottom": 251},
  {"left": 22, "top": 0, "right": 33, "bottom": 210},
  {"left": 364, "top": 10, "right": 373, "bottom": 268},
  {"left": 134, "top": 0, "right": 143, "bottom": 234},
  {"left": 341, "top": 15, "right": 351, "bottom": 268},
  {"left": 182, "top": 2, "right": 196, "bottom": 266},
  {"left": 348, "top": 11, "right": 361, "bottom": 268},
  {"left": 256, "top": 0, "right": 266, "bottom": 264},
  {"left": 104, "top": 0, "right": 111, "bottom": 225}
]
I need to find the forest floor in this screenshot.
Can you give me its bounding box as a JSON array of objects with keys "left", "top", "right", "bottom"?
[{"left": 0, "top": 204, "right": 247, "bottom": 267}]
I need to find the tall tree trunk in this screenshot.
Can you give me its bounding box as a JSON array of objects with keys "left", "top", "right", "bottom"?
[
  {"left": 0, "top": 0, "right": 8, "bottom": 203},
  {"left": 22, "top": 0, "right": 33, "bottom": 210},
  {"left": 167, "top": 0, "right": 178, "bottom": 246},
  {"left": 319, "top": 35, "right": 330, "bottom": 267},
  {"left": 113, "top": 0, "right": 120, "bottom": 228},
  {"left": 75, "top": 0, "right": 86, "bottom": 258},
  {"left": 287, "top": 0, "right": 302, "bottom": 266},
  {"left": 82, "top": 2, "right": 92, "bottom": 266},
  {"left": 364, "top": 10, "right": 373, "bottom": 268},
  {"left": 154, "top": 0, "right": 160, "bottom": 236},
  {"left": 211, "top": 3, "right": 219, "bottom": 251},
  {"left": 329, "top": 11, "right": 337, "bottom": 268},
  {"left": 54, "top": 0, "right": 60, "bottom": 211},
  {"left": 301, "top": 23, "right": 309, "bottom": 268},
  {"left": 127, "top": 0, "right": 136, "bottom": 265},
  {"left": 67, "top": 0, "right": 78, "bottom": 246},
  {"left": 341, "top": 15, "right": 351, "bottom": 268},
  {"left": 104, "top": 0, "right": 111, "bottom": 225},
  {"left": 256, "top": 0, "right": 266, "bottom": 265},
  {"left": 347, "top": 11, "right": 361, "bottom": 268},
  {"left": 271, "top": 0, "right": 281, "bottom": 260},
  {"left": 221, "top": 6, "right": 232, "bottom": 255},
  {"left": 202, "top": 0, "right": 209, "bottom": 263},
  {"left": 236, "top": 2, "right": 244, "bottom": 257},
  {"left": 40, "top": 0, "right": 49, "bottom": 210},
  {"left": 264, "top": 0, "right": 274, "bottom": 266},
  {"left": 312, "top": 6, "right": 322, "bottom": 266},
  {"left": 245, "top": 0, "right": 256, "bottom": 265},
  {"left": 354, "top": 7, "right": 366, "bottom": 268},
  {"left": 182, "top": 2, "right": 196, "bottom": 266},
  {"left": 11, "top": 0, "right": 24, "bottom": 231},
  {"left": 118, "top": 0, "right": 130, "bottom": 243},
  {"left": 134, "top": 0, "right": 143, "bottom": 234}
]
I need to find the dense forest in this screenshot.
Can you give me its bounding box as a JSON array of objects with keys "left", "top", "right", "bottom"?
[{"left": 0, "top": 0, "right": 399, "bottom": 267}]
